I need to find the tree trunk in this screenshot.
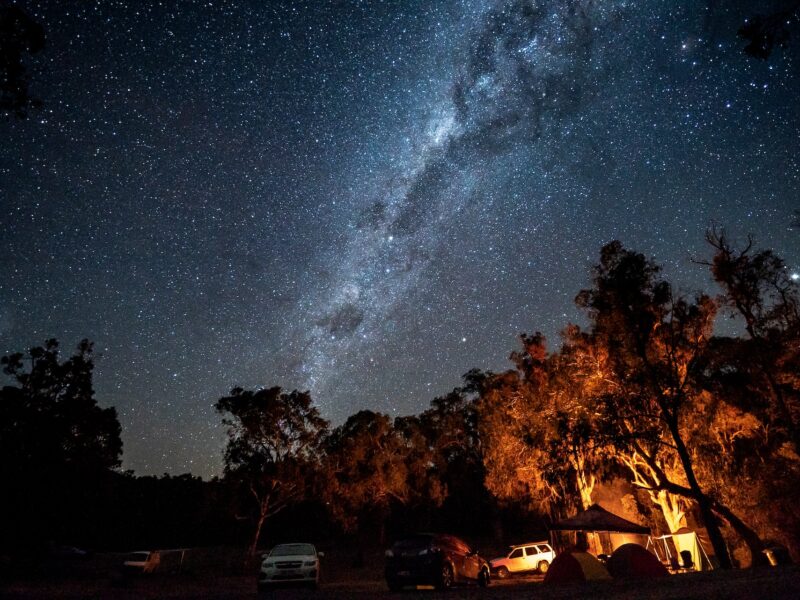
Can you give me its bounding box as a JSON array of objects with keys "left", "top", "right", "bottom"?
[
  {"left": 667, "top": 417, "right": 733, "bottom": 569},
  {"left": 249, "top": 508, "right": 268, "bottom": 559},
  {"left": 711, "top": 500, "right": 768, "bottom": 567}
]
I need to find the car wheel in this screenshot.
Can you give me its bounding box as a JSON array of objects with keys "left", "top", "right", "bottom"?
[
  {"left": 496, "top": 566, "right": 509, "bottom": 579},
  {"left": 438, "top": 563, "right": 454, "bottom": 590},
  {"left": 538, "top": 560, "right": 549, "bottom": 574},
  {"left": 478, "top": 568, "right": 490, "bottom": 587}
]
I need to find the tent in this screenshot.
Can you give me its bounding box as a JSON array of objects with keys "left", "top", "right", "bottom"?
[
  {"left": 544, "top": 551, "right": 612, "bottom": 584},
  {"left": 550, "top": 504, "right": 650, "bottom": 556},
  {"left": 606, "top": 543, "right": 669, "bottom": 579},
  {"left": 648, "top": 528, "right": 713, "bottom": 572}
]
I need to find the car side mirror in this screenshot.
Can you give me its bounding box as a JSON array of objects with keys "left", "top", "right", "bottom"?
[{"left": 317, "top": 551, "right": 325, "bottom": 558}]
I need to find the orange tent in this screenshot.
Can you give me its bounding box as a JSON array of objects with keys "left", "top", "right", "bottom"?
[
  {"left": 543, "top": 551, "right": 612, "bottom": 585},
  {"left": 606, "top": 543, "right": 669, "bottom": 579}
]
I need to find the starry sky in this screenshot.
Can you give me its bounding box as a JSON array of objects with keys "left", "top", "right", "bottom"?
[{"left": 2, "top": 0, "right": 798, "bottom": 478}]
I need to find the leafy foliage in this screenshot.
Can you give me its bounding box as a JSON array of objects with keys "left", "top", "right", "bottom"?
[
  {"left": 0, "top": 4, "right": 44, "bottom": 118},
  {"left": 215, "top": 386, "right": 328, "bottom": 556}
]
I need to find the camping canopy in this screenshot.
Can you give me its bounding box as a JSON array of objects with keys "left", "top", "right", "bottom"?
[{"left": 550, "top": 504, "right": 650, "bottom": 534}]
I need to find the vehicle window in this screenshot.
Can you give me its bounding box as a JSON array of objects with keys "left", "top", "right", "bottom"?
[
  {"left": 395, "top": 535, "right": 433, "bottom": 552},
  {"left": 270, "top": 544, "right": 315, "bottom": 556},
  {"left": 452, "top": 538, "right": 471, "bottom": 554},
  {"left": 509, "top": 548, "right": 524, "bottom": 559},
  {"left": 537, "top": 545, "right": 551, "bottom": 553},
  {"left": 438, "top": 535, "right": 459, "bottom": 552},
  {"left": 525, "top": 546, "right": 538, "bottom": 556}
]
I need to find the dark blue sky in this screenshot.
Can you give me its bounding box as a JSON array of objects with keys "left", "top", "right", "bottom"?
[{"left": 2, "top": 0, "right": 798, "bottom": 477}]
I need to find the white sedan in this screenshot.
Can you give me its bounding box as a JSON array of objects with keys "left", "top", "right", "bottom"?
[{"left": 258, "top": 543, "right": 323, "bottom": 592}]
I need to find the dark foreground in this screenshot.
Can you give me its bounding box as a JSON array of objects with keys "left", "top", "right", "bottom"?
[{"left": 3, "top": 566, "right": 799, "bottom": 599}]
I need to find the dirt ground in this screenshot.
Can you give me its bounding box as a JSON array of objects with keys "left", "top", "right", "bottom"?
[{"left": 2, "top": 566, "right": 799, "bottom": 599}]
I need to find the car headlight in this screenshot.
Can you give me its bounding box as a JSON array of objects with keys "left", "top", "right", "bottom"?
[
  {"left": 385, "top": 549, "right": 394, "bottom": 558},
  {"left": 418, "top": 548, "right": 430, "bottom": 556},
  {"left": 304, "top": 560, "right": 316, "bottom": 566}
]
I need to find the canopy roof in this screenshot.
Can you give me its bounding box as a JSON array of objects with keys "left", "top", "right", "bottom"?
[{"left": 550, "top": 504, "right": 650, "bottom": 534}]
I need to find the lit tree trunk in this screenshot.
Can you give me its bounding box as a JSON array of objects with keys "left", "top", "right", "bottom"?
[
  {"left": 572, "top": 454, "right": 596, "bottom": 510},
  {"left": 249, "top": 498, "right": 269, "bottom": 559},
  {"left": 621, "top": 452, "right": 686, "bottom": 533},
  {"left": 666, "top": 416, "right": 732, "bottom": 569}
]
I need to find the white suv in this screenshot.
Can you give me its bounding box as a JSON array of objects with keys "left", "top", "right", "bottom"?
[
  {"left": 258, "top": 543, "right": 323, "bottom": 592},
  {"left": 490, "top": 542, "right": 555, "bottom": 577}
]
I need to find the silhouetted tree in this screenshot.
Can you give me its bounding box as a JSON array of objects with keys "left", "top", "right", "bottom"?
[
  {"left": 0, "top": 338, "right": 122, "bottom": 558},
  {"left": 697, "top": 230, "right": 800, "bottom": 558},
  {"left": 215, "top": 387, "right": 328, "bottom": 558},
  {"left": 739, "top": 1, "right": 800, "bottom": 59},
  {"left": 0, "top": 3, "right": 44, "bottom": 118}
]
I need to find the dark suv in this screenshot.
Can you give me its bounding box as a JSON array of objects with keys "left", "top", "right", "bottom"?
[{"left": 385, "top": 533, "right": 490, "bottom": 591}]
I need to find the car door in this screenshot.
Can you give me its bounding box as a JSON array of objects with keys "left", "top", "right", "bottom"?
[
  {"left": 456, "top": 538, "right": 480, "bottom": 580},
  {"left": 524, "top": 546, "right": 540, "bottom": 571},
  {"left": 440, "top": 536, "right": 464, "bottom": 579},
  {"left": 507, "top": 547, "right": 524, "bottom": 572}
]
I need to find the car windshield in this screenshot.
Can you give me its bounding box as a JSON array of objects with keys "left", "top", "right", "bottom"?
[
  {"left": 270, "top": 544, "right": 315, "bottom": 557},
  {"left": 127, "top": 552, "right": 150, "bottom": 561},
  {"left": 392, "top": 535, "right": 433, "bottom": 551}
]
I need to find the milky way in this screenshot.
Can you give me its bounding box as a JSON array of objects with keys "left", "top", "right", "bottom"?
[{"left": 2, "top": 1, "right": 798, "bottom": 477}]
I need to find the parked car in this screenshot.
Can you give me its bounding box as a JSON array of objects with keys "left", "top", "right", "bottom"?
[
  {"left": 385, "top": 533, "right": 490, "bottom": 591},
  {"left": 258, "top": 543, "right": 323, "bottom": 592},
  {"left": 490, "top": 541, "right": 555, "bottom": 577},
  {"left": 123, "top": 549, "right": 186, "bottom": 574}
]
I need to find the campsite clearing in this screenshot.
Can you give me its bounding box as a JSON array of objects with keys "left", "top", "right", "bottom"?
[{"left": 2, "top": 564, "right": 798, "bottom": 599}]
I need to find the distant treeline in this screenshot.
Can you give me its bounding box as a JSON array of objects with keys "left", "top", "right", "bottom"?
[{"left": 1, "top": 230, "right": 798, "bottom": 572}]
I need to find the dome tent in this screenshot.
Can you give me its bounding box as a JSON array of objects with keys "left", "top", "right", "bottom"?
[
  {"left": 543, "top": 551, "right": 612, "bottom": 585},
  {"left": 606, "top": 543, "right": 669, "bottom": 579}
]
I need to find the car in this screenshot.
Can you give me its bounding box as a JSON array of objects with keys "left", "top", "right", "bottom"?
[
  {"left": 124, "top": 551, "right": 157, "bottom": 574},
  {"left": 123, "top": 549, "right": 186, "bottom": 574},
  {"left": 384, "top": 533, "right": 490, "bottom": 591},
  {"left": 490, "top": 541, "right": 555, "bottom": 578},
  {"left": 258, "top": 543, "right": 322, "bottom": 592}
]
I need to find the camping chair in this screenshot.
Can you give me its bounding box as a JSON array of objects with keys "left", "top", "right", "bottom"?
[{"left": 669, "top": 556, "right": 681, "bottom": 572}]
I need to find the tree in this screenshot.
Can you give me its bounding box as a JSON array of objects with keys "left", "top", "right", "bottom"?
[
  {"left": 477, "top": 333, "right": 613, "bottom": 519},
  {"left": 215, "top": 386, "right": 328, "bottom": 558},
  {"left": 323, "top": 410, "right": 442, "bottom": 543},
  {"left": 0, "top": 338, "right": 122, "bottom": 553},
  {"left": 698, "top": 230, "right": 800, "bottom": 558},
  {"left": 0, "top": 3, "right": 44, "bottom": 118},
  {"left": 738, "top": 1, "right": 800, "bottom": 59},
  {"left": 0, "top": 338, "right": 122, "bottom": 473},
  {"left": 576, "top": 241, "right": 743, "bottom": 568}
]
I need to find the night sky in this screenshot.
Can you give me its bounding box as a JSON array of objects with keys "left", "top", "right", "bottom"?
[{"left": 2, "top": 0, "right": 798, "bottom": 478}]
